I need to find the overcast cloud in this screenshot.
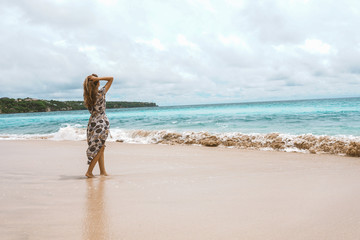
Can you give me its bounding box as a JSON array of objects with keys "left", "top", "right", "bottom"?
[{"left": 0, "top": 0, "right": 359, "bottom": 105}]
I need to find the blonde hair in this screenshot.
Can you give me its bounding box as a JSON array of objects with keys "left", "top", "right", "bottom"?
[{"left": 83, "top": 73, "right": 99, "bottom": 111}]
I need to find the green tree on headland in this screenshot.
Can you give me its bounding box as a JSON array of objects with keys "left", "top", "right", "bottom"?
[{"left": 0, "top": 97, "right": 157, "bottom": 114}]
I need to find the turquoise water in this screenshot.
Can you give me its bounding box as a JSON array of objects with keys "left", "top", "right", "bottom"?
[{"left": 0, "top": 97, "right": 359, "bottom": 138}]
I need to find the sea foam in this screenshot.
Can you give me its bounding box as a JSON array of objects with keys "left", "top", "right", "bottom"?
[{"left": 1, "top": 125, "right": 360, "bottom": 157}]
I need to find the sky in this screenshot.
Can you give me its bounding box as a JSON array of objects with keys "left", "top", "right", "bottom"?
[{"left": 0, "top": 0, "right": 359, "bottom": 106}]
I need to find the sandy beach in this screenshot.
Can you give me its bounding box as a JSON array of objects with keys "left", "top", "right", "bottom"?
[{"left": 1, "top": 140, "right": 360, "bottom": 239}]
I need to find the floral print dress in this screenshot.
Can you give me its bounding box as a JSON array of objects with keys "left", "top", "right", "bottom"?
[{"left": 86, "top": 86, "right": 110, "bottom": 164}]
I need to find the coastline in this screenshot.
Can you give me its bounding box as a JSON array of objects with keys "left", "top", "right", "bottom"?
[
  {"left": 1, "top": 128, "right": 360, "bottom": 157},
  {"left": 1, "top": 140, "right": 360, "bottom": 239},
  {"left": 0, "top": 97, "right": 158, "bottom": 114}
]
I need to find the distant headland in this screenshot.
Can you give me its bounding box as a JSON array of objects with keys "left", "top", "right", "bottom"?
[{"left": 0, "top": 97, "right": 158, "bottom": 114}]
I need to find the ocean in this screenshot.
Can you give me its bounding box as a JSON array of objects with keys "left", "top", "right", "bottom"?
[{"left": 1, "top": 97, "right": 360, "bottom": 155}]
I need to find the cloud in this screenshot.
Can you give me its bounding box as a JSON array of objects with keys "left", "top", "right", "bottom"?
[
  {"left": 177, "top": 34, "right": 199, "bottom": 50},
  {"left": 0, "top": 0, "right": 359, "bottom": 105},
  {"left": 135, "top": 38, "right": 166, "bottom": 51},
  {"left": 299, "top": 39, "right": 332, "bottom": 54}
]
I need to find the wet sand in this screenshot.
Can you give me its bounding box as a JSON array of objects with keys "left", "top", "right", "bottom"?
[{"left": 1, "top": 140, "right": 360, "bottom": 239}]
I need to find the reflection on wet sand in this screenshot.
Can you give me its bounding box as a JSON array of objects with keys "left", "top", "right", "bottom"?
[{"left": 83, "top": 178, "right": 109, "bottom": 240}]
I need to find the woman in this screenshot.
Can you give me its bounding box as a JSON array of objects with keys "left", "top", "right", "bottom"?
[{"left": 83, "top": 74, "right": 113, "bottom": 178}]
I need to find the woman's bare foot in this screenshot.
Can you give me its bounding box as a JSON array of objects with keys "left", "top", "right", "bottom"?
[
  {"left": 100, "top": 172, "right": 109, "bottom": 176},
  {"left": 85, "top": 173, "right": 95, "bottom": 178}
]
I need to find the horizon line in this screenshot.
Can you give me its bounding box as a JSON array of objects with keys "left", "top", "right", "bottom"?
[
  {"left": 2, "top": 95, "right": 359, "bottom": 108},
  {"left": 159, "top": 96, "right": 360, "bottom": 107}
]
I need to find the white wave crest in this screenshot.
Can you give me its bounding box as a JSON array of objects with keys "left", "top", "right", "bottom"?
[
  {"left": 0, "top": 124, "right": 86, "bottom": 141},
  {"left": 1, "top": 126, "right": 360, "bottom": 157},
  {"left": 51, "top": 124, "right": 86, "bottom": 141}
]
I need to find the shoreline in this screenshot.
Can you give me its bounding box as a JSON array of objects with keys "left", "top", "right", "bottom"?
[
  {"left": 0, "top": 97, "right": 158, "bottom": 114},
  {"left": 1, "top": 140, "right": 360, "bottom": 239},
  {"left": 1, "top": 129, "right": 360, "bottom": 157}
]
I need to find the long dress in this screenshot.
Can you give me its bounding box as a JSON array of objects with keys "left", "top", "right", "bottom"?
[{"left": 86, "top": 86, "right": 110, "bottom": 164}]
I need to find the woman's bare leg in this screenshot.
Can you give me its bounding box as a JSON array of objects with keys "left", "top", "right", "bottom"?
[
  {"left": 85, "top": 146, "right": 105, "bottom": 178},
  {"left": 99, "top": 145, "right": 108, "bottom": 176}
]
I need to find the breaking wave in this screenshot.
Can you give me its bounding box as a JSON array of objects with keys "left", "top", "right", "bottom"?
[{"left": 1, "top": 125, "right": 360, "bottom": 157}]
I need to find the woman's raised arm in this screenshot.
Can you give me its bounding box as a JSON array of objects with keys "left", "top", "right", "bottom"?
[{"left": 91, "top": 76, "right": 113, "bottom": 93}]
